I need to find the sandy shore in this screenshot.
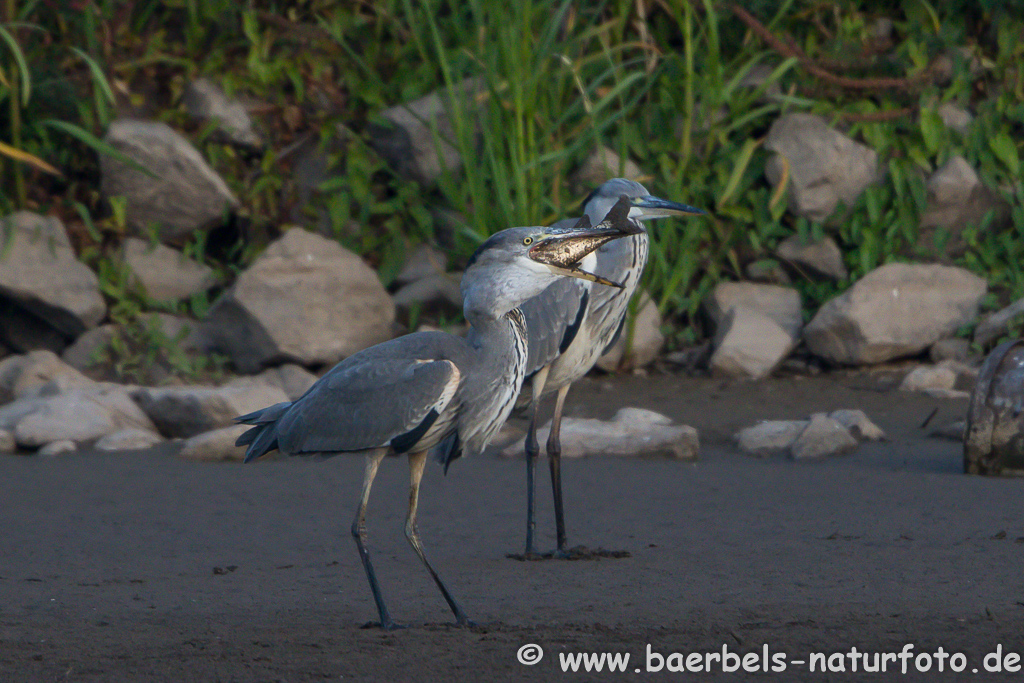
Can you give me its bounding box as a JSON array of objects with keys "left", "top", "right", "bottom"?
[{"left": 2, "top": 372, "right": 1022, "bottom": 681}]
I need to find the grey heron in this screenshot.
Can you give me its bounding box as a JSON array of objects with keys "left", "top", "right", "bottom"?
[
  {"left": 518, "top": 178, "right": 705, "bottom": 557},
  {"left": 234, "top": 198, "right": 640, "bottom": 629}
]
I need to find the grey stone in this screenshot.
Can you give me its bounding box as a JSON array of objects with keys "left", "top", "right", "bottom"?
[
  {"left": 709, "top": 308, "right": 798, "bottom": 380},
  {"left": 0, "top": 428, "right": 14, "bottom": 453},
  {"left": 501, "top": 407, "right": 698, "bottom": 459},
  {"left": 790, "top": 413, "right": 858, "bottom": 459},
  {"left": 596, "top": 291, "right": 665, "bottom": 372},
  {"left": 705, "top": 282, "right": 803, "bottom": 339},
  {"left": 95, "top": 428, "right": 164, "bottom": 451},
  {"left": 100, "top": 119, "right": 239, "bottom": 244},
  {"left": 122, "top": 237, "right": 217, "bottom": 302},
  {"left": 573, "top": 147, "right": 644, "bottom": 190},
  {"left": 396, "top": 245, "right": 449, "bottom": 285},
  {"left": 38, "top": 439, "right": 76, "bottom": 457},
  {"left": 11, "top": 385, "right": 156, "bottom": 447},
  {"left": 936, "top": 103, "right": 973, "bottom": 135},
  {"left": 178, "top": 425, "right": 249, "bottom": 462},
  {"left": 900, "top": 365, "right": 957, "bottom": 393},
  {"left": 132, "top": 381, "right": 289, "bottom": 439},
  {"left": 776, "top": 234, "right": 848, "bottom": 281},
  {"left": 392, "top": 273, "right": 463, "bottom": 310},
  {"left": 204, "top": 228, "right": 395, "bottom": 372},
  {"left": 919, "top": 156, "right": 1010, "bottom": 257},
  {"left": 61, "top": 325, "right": 116, "bottom": 372},
  {"left": 765, "top": 113, "right": 879, "bottom": 222},
  {"left": 183, "top": 78, "right": 263, "bottom": 148},
  {"left": 0, "top": 350, "right": 95, "bottom": 403},
  {"left": 736, "top": 420, "right": 808, "bottom": 456},
  {"left": 369, "top": 79, "right": 483, "bottom": 184},
  {"left": 247, "top": 364, "right": 318, "bottom": 401},
  {"left": 0, "top": 212, "right": 106, "bottom": 338},
  {"left": 828, "top": 409, "right": 886, "bottom": 441},
  {"left": 930, "top": 337, "right": 972, "bottom": 363},
  {"left": 804, "top": 263, "right": 987, "bottom": 365},
  {"left": 974, "top": 297, "right": 1024, "bottom": 347}
]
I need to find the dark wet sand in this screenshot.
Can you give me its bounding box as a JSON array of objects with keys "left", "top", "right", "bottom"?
[{"left": 2, "top": 372, "right": 1023, "bottom": 681}]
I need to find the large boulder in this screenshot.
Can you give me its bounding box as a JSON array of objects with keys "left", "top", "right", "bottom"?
[
  {"left": 132, "top": 380, "right": 289, "bottom": 439},
  {"left": 369, "top": 79, "right": 482, "bottom": 185},
  {"left": 705, "top": 282, "right": 803, "bottom": 339},
  {"left": 204, "top": 228, "right": 395, "bottom": 372},
  {"left": 804, "top": 263, "right": 987, "bottom": 365},
  {"left": 3, "top": 385, "right": 156, "bottom": 448},
  {"left": 765, "top": 113, "right": 879, "bottom": 222},
  {"left": 122, "top": 237, "right": 218, "bottom": 302},
  {"left": 0, "top": 212, "right": 106, "bottom": 345},
  {"left": 709, "top": 308, "right": 798, "bottom": 380},
  {"left": 100, "top": 119, "right": 239, "bottom": 244}
]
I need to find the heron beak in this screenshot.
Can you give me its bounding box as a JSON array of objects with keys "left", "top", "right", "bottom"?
[
  {"left": 632, "top": 195, "right": 706, "bottom": 219},
  {"left": 528, "top": 219, "right": 636, "bottom": 289}
]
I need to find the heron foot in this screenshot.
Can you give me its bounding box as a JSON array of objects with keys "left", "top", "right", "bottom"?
[
  {"left": 360, "top": 620, "right": 408, "bottom": 631},
  {"left": 506, "top": 545, "right": 632, "bottom": 561}
]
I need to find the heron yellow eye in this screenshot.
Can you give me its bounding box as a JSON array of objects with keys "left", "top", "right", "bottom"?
[{"left": 523, "top": 237, "right": 533, "bottom": 245}]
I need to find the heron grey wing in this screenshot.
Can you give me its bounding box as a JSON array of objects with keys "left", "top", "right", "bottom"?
[
  {"left": 519, "top": 276, "right": 589, "bottom": 378},
  {"left": 275, "top": 357, "right": 460, "bottom": 454}
]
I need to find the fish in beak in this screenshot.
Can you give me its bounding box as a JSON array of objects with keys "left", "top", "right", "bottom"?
[
  {"left": 528, "top": 196, "right": 643, "bottom": 288},
  {"left": 631, "top": 195, "right": 706, "bottom": 220}
]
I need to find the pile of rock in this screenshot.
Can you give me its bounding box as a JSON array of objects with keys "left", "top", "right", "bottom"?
[{"left": 736, "top": 409, "right": 885, "bottom": 460}]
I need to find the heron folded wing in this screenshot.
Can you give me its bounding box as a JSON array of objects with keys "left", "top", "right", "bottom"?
[
  {"left": 276, "top": 358, "right": 460, "bottom": 454},
  {"left": 519, "top": 277, "right": 588, "bottom": 379}
]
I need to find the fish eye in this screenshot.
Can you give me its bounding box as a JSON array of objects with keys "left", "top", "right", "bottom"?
[{"left": 523, "top": 237, "right": 533, "bottom": 245}]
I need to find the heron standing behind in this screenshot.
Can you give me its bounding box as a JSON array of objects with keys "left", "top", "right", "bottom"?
[
  {"left": 235, "top": 198, "right": 640, "bottom": 629},
  {"left": 518, "top": 178, "right": 705, "bottom": 557}
]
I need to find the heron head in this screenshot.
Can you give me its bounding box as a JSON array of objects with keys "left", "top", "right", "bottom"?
[{"left": 582, "top": 177, "right": 706, "bottom": 224}]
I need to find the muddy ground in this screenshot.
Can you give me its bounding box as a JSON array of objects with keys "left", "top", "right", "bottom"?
[{"left": 2, "top": 370, "right": 1023, "bottom": 681}]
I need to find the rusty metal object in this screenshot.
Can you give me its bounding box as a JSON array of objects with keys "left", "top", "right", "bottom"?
[{"left": 964, "top": 339, "right": 1024, "bottom": 476}]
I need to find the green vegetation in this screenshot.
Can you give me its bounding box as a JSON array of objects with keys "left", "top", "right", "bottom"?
[{"left": 2, "top": 0, "right": 1024, "bottom": 353}]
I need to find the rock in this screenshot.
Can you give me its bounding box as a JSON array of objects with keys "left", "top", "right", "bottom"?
[
  {"left": 744, "top": 259, "right": 791, "bottom": 284},
  {"left": 132, "top": 381, "right": 289, "bottom": 439},
  {"left": 0, "top": 212, "right": 106, "bottom": 340},
  {"left": 790, "top": 413, "right": 858, "bottom": 459},
  {"left": 828, "top": 409, "right": 886, "bottom": 441},
  {"left": 919, "top": 156, "right": 1010, "bottom": 258},
  {"left": 709, "top": 308, "right": 798, "bottom": 380},
  {"left": 61, "top": 325, "right": 116, "bottom": 372},
  {"left": 178, "top": 425, "right": 249, "bottom": 462},
  {"left": 11, "top": 386, "right": 156, "bottom": 447},
  {"left": 122, "top": 237, "right": 217, "bottom": 302},
  {"left": 736, "top": 420, "right": 808, "bottom": 456},
  {"left": 900, "top": 364, "right": 957, "bottom": 393},
  {"left": 930, "top": 337, "right": 971, "bottom": 364},
  {"left": 974, "top": 297, "right": 1024, "bottom": 347},
  {"left": 100, "top": 119, "right": 239, "bottom": 244},
  {"left": 368, "top": 79, "right": 482, "bottom": 184},
  {"left": 501, "top": 407, "right": 698, "bottom": 459},
  {"left": 765, "top": 113, "right": 879, "bottom": 222},
  {"left": 396, "top": 245, "right": 449, "bottom": 285},
  {"left": 38, "top": 440, "right": 76, "bottom": 457},
  {"left": 705, "top": 282, "right": 803, "bottom": 339},
  {"left": 0, "top": 350, "right": 95, "bottom": 403},
  {"left": 248, "top": 364, "right": 318, "bottom": 401},
  {"left": 596, "top": 291, "right": 665, "bottom": 372},
  {"left": 95, "top": 428, "right": 164, "bottom": 451},
  {"left": 182, "top": 78, "right": 263, "bottom": 148},
  {"left": 0, "top": 428, "right": 14, "bottom": 453},
  {"left": 931, "top": 419, "right": 965, "bottom": 441},
  {"left": 804, "top": 263, "right": 987, "bottom": 365},
  {"left": 392, "top": 273, "right": 463, "bottom": 311},
  {"left": 776, "top": 234, "right": 848, "bottom": 281},
  {"left": 204, "top": 228, "right": 395, "bottom": 372},
  {"left": 573, "top": 147, "right": 644, "bottom": 190},
  {"left": 936, "top": 103, "right": 973, "bottom": 135}
]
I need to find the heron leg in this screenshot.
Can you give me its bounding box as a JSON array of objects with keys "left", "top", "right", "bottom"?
[
  {"left": 350, "top": 449, "right": 399, "bottom": 630},
  {"left": 524, "top": 366, "right": 549, "bottom": 556},
  {"left": 547, "top": 384, "right": 571, "bottom": 553},
  {"left": 406, "top": 450, "right": 471, "bottom": 626}
]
